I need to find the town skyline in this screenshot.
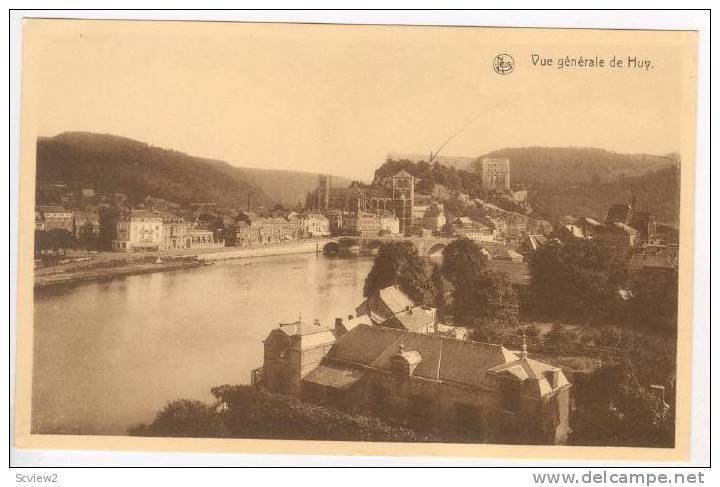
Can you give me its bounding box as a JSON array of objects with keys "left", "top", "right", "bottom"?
[{"left": 27, "top": 20, "right": 688, "bottom": 180}]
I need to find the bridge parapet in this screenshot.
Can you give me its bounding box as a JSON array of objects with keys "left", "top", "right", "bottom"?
[{"left": 321, "top": 236, "right": 453, "bottom": 256}]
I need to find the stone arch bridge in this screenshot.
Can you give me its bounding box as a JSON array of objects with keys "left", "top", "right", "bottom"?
[{"left": 321, "top": 236, "right": 453, "bottom": 257}]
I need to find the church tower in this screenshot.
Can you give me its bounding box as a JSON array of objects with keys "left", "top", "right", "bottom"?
[{"left": 391, "top": 170, "right": 415, "bottom": 235}]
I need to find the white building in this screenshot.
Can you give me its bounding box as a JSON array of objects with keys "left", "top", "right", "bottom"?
[
  {"left": 298, "top": 213, "right": 330, "bottom": 237},
  {"left": 379, "top": 211, "right": 400, "bottom": 235},
  {"left": 112, "top": 210, "right": 163, "bottom": 251}
]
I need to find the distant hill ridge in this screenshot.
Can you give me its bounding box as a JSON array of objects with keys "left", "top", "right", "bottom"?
[
  {"left": 387, "top": 146, "right": 679, "bottom": 225},
  {"left": 390, "top": 147, "right": 677, "bottom": 185},
  {"left": 36, "top": 132, "right": 351, "bottom": 208}
]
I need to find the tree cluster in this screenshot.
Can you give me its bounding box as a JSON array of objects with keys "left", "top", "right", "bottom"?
[
  {"left": 129, "top": 385, "right": 423, "bottom": 442},
  {"left": 528, "top": 240, "right": 678, "bottom": 334},
  {"left": 373, "top": 159, "right": 485, "bottom": 198},
  {"left": 363, "top": 239, "right": 520, "bottom": 331},
  {"left": 34, "top": 229, "right": 77, "bottom": 255},
  {"left": 570, "top": 360, "right": 675, "bottom": 448}
]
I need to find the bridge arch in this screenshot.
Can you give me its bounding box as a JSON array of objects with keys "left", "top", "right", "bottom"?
[
  {"left": 426, "top": 242, "right": 447, "bottom": 257},
  {"left": 323, "top": 241, "right": 341, "bottom": 256}
]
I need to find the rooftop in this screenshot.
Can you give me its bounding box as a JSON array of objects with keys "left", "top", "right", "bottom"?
[{"left": 325, "top": 325, "right": 518, "bottom": 389}]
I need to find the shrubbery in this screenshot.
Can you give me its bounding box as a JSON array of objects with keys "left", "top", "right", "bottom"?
[{"left": 129, "top": 385, "right": 423, "bottom": 442}]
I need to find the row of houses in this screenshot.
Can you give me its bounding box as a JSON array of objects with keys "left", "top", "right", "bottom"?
[
  {"left": 35, "top": 205, "right": 100, "bottom": 239},
  {"left": 521, "top": 200, "right": 677, "bottom": 269},
  {"left": 111, "top": 210, "right": 224, "bottom": 251},
  {"left": 554, "top": 201, "right": 657, "bottom": 254},
  {"left": 226, "top": 213, "right": 331, "bottom": 247}
]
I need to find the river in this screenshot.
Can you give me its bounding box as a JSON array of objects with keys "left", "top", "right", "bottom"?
[{"left": 32, "top": 254, "right": 374, "bottom": 435}]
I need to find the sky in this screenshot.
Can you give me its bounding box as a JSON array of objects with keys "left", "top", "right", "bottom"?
[{"left": 23, "top": 20, "right": 695, "bottom": 181}]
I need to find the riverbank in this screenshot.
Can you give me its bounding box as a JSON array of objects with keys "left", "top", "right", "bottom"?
[
  {"left": 33, "top": 240, "right": 330, "bottom": 288},
  {"left": 196, "top": 240, "right": 327, "bottom": 261},
  {"left": 34, "top": 257, "right": 206, "bottom": 289}
]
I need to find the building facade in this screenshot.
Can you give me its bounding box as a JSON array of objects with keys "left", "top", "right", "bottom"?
[
  {"left": 480, "top": 158, "right": 511, "bottom": 194},
  {"left": 72, "top": 210, "right": 101, "bottom": 239},
  {"left": 159, "top": 214, "right": 189, "bottom": 250},
  {"left": 451, "top": 217, "right": 496, "bottom": 242},
  {"left": 298, "top": 213, "right": 330, "bottom": 238},
  {"left": 37, "top": 205, "right": 74, "bottom": 232},
  {"left": 391, "top": 170, "right": 415, "bottom": 235},
  {"left": 112, "top": 210, "right": 164, "bottom": 251},
  {"left": 257, "top": 322, "right": 572, "bottom": 445}
]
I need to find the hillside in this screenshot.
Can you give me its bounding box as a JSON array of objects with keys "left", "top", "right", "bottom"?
[
  {"left": 529, "top": 164, "right": 680, "bottom": 225},
  {"left": 36, "top": 132, "right": 274, "bottom": 208},
  {"left": 477, "top": 147, "right": 677, "bottom": 186},
  {"left": 383, "top": 147, "right": 680, "bottom": 225},
  {"left": 36, "top": 132, "right": 352, "bottom": 209},
  {"left": 392, "top": 147, "right": 677, "bottom": 185},
  {"left": 204, "top": 163, "right": 352, "bottom": 208}
]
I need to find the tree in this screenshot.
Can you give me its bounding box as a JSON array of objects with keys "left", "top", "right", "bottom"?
[
  {"left": 570, "top": 360, "right": 674, "bottom": 447},
  {"left": 45, "top": 228, "right": 76, "bottom": 254},
  {"left": 528, "top": 239, "right": 627, "bottom": 324},
  {"left": 454, "top": 270, "right": 519, "bottom": 327},
  {"left": 363, "top": 241, "right": 436, "bottom": 306},
  {"left": 628, "top": 268, "right": 679, "bottom": 334},
  {"left": 130, "top": 386, "right": 423, "bottom": 442},
  {"left": 78, "top": 222, "right": 99, "bottom": 250},
  {"left": 440, "top": 238, "right": 488, "bottom": 288},
  {"left": 34, "top": 230, "right": 51, "bottom": 255},
  {"left": 128, "top": 399, "right": 226, "bottom": 438}
]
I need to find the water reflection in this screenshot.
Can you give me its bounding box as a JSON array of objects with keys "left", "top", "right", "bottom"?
[{"left": 32, "top": 254, "right": 374, "bottom": 435}]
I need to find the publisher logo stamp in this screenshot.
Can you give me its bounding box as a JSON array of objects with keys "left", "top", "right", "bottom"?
[{"left": 493, "top": 53, "right": 514, "bottom": 75}]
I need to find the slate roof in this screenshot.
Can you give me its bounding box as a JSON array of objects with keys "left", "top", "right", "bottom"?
[
  {"left": 575, "top": 216, "right": 603, "bottom": 227},
  {"left": 325, "top": 325, "right": 519, "bottom": 390},
  {"left": 377, "top": 285, "right": 416, "bottom": 315},
  {"left": 290, "top": 328, "right": 336, "bottom": 350},
  {"left": 488, "top": 357, "right": 570, "bottom": 398},
  {"left": 607, "top": 222, "right": 640, "bottom": 235},
  {"left": 562, "top": 224, "right": 585, "bottom": 239},
  {"left": 382, "top": 307, "right": 435, "bottom": 333},
  {"left": 302, "top": 364, "right": 365, "bottom": 390}
]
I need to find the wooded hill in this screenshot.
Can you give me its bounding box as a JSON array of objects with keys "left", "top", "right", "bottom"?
[{"left": 36, "top": 132, "right": 354, "bottom": 209}]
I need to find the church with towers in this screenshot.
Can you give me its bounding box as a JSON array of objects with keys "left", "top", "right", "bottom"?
[{"left": 310, "top": 169, "right": 418, "bottom": 235}]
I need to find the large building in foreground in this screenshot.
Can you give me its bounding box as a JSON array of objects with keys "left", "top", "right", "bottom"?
[{"left": 255, "top": 320, "right": 572, "bottom": 445}]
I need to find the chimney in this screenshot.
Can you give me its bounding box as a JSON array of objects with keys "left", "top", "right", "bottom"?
[
  {"left": 334, "top": 317, "right": 346, "bottom": 337},
  {"left": 546, "top": 369, "right": 559, "bottom": 389}
]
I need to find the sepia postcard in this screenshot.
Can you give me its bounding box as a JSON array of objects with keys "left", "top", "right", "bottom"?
[{"left": 13, "top": 16, "right": 700, "bottom": 463}]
